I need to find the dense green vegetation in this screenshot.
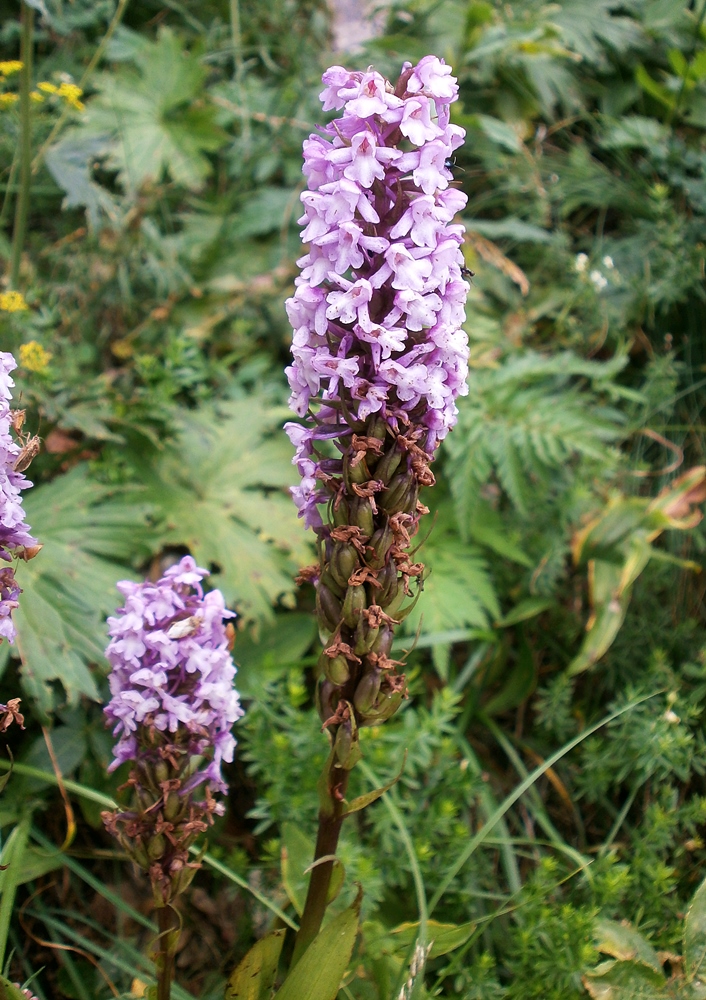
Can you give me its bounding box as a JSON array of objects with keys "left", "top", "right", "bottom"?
[{"left": 1, "top": 0, "right": 706, "bottom": 997}]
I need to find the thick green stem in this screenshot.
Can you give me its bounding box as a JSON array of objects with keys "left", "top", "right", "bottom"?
[
  {"left": 156, "top": 905, "right": 177, "bottom": 1000},
  {"left": 291, "top": 765, "right": 349, "bottom": 966},
  {"left": 10, "top": 3, "right": 33, "bottom": 289}
]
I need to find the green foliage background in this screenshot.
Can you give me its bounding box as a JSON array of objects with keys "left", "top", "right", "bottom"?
[{"left": 1, "top": 0, "right": 706, "bottom": 997}]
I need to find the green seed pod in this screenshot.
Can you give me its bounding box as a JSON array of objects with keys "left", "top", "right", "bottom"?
[
  {"left": 380, "top": 471, "right": 410, "bottom": 512},
  {"left": 316, "top": 678, "right": 339, "bottom": 723},
  {"left": 354, "top": 618, "right": 379, "bottom": 655},
  {"left": 330, "top": 543, "right": 359, "bottom": 589},
  {"left": 316, "top": 583, "right": 342, "bottom": 632},
  {"left": 368, "top": 521, "right": 394, "bottom": 569},
  {"left": 332, "top": 498, "right": 350, "bottom": 527},
  {"left": 321, "top": 651, "right": 351, "bottom": 686},
  {"left": 367, "top": 415, "right": 388, "bottom": 441},
  {"left": 359, "top": 688, "right": 404, "bottom": 726},
  {"left": 154, "top": 761, "right": 170, "bottom": 785},
  {"left": 375, "top": 446, "right": 403, "bottom": 486},
  {"left": 342, "top": 583, "right": 366, "bottom": 627},
  {"left": 164, "top": 791, "right": 182, "bottom": 822},
  {"left": 320, "top": 567, "right": 344, "bottom": 600},
  {"left": 344, "top": 452, "right": 368, "bottom": 486},
  {"left": 334, "top": 704, "right": 361, "bottom": 769},
  {"left": 376, "top": 561, "right": 399, "bottom": 607},
  {"left": 350, "top": 497, "right": 374, "bottom": 535},
  {"left": 401, "top": 481, "right": 420, "bottom": 515},
  {"left": 132, "top": 843, "right": 150, "bottom": 869},
  {"left": 147, "top": 834, "right": 166, "bottom": 861},
  {"left": 371, "top": 624, "right": 394, "bottom": 656},
  {"left": 353, "top": 668, "right": 382, "bottom": 715}
]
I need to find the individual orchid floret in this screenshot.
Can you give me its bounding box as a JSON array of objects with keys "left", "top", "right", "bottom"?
[
  {"left": 102, "top": 556, "right": 242, "bottom": 906},
  {"left": 284, "top": 55, "right": 469, "bottom": 756}
]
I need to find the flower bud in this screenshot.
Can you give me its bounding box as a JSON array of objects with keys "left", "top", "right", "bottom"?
[
  {"left": 344, "top": 452, "right": 369, "bottom": 487},
  {"left": 342, "top": 583, "right": 366, "bottom": 627}
]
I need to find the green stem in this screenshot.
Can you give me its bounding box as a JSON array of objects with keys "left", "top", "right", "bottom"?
[
  {"left": 291, "top": 759, "right": 349, "bottom": 966},
  {"left": 0, "top": 148, "right": 20, "bottom": 231},
  {"left": 156, "top": 905, "right": 177, "bottom": 1000},
  {"left": 10, "top": 3, "right": 33, "bottom": 289}
]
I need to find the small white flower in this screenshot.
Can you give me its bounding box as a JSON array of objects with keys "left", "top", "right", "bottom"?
[
  {"left": 574, "top": 252, "right": 588, "bottom": 273},
  {"left": 590, "top": 269, "right": 608, "bottom": 291},
  {"left": 602, "top": 255, "right": 614, "bottom": 269}
]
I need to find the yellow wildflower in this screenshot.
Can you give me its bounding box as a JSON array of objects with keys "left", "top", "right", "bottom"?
[
  {"left": 0, "top": 94, "right": 18, "bottom": 108},
  {"left": 19, "top": 341, "right": 52, "bottom": 373},
  {"left": 29, "top": 91, "right": 44, "bottom": 103},
  {"left": 57, "top": 82, "right": 84, "bottom": 112},
  {"left": 0, "top": 291, "right": 28, "bottom": 313},
  {"left": 0, "top": 61, "right": 23, "bottom": 77},
  {"left": 37, "top": 81, "right": 58, "bottom": 94}
]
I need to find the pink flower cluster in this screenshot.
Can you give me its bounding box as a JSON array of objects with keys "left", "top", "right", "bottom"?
[
  {"left": 104, "top": 556, "right": 242, "bottom": 795},
  {"left": 0, "top": 353, "right": 36, "bottom": 641},
  {"left": 285, "top": 57, "right": 470, "bottom": 528}
]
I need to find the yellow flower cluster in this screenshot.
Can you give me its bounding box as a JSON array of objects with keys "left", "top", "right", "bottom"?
[
  {"left": 19, "top": 341, "right": 52, "bottom": 373},
  {"left": 0, "top": 61, "right": 22, "bottom": 77},
  {"left": 32, "top": 80, "right": 85, "bottom": 111},
  {"left": 0, "top": 93, "right": 18, "bottom": 108},
  {"left": 0, "top": 291, "right": 28, "bottom": 313}
]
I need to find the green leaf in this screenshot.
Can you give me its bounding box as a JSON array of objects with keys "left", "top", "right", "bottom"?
[
  {"left": 583, "top": 958, "right": 667, "bottom": 998},
  {"left": 12, "top": 466, "right": 151, "bottom": 715},
  {"left": 594, "top": 919, "right": 663, "bottom": 974},
  {"left": 483, "top": 633, "right": 537, "bottom": 715},
  {"left": 685, "top": 875, "right": 706, "bottom": 982},
  {"left": 341, "top": 753, "right": 407, "bottom": 818},
  {"left": 234, "top": 612, "right": 316, "bottom": 697},
  {"left": 87, "top": 27, "right": 226, "bottom": 191},
  {"left": 475, "top": 114, "right": 521, "bottom": 152},
  {"left": 599, "top": 116, "right": 669, "bottom": 150},
  {"left": 389, "top": 919, "right": 475, "bottom": 959},
  {"left": 496, "top": 597, "right": 554, "bottom": 627},
  {"left": 140, "top": 397, "right": 313, "bottom": 626},
  {"left": 225, "top": 928, "right": 286, "bottom": 1000},
  {"left": 0, "top": 977, "right": 35, "bottom": 1000},
  {"left": 273, "top": 897, "right": 360, "bottom": 1000}
]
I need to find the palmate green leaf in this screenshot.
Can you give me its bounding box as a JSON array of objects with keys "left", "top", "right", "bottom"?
[
  {"left": 12, "top": 467, "right": 151, "bottom": 716},
  {"left": 140, "top": 397, "right": 312, "bottom": 626},
  {"left": 87, "top": 27, "right": 225, "bottom": 191}
]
